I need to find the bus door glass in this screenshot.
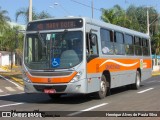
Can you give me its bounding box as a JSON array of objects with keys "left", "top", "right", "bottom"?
[{"left": 86, "top": 31, "right": 99, "bottom": 60}]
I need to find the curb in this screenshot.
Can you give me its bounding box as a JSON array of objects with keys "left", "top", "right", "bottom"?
[
  {"left": 11, "top": 77, "right": 24, "bottom": 86},
  {"left": 0, "top": 66, "right": 10, "bottom": 72},
  {"left": 152, "top": 73, "right": 160, "bottom": 76},
  {"left": 152, "top": 71, "right": 160, "bottom": 76}
]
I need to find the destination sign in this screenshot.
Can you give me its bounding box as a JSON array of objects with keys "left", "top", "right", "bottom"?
[{"left": 27, "top": 19, "right": 83, "bottom": 31}]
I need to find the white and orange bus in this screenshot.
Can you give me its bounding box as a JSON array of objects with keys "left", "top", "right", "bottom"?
[{"left": 22, "top": 17, "right": 152, "bottom": 99}]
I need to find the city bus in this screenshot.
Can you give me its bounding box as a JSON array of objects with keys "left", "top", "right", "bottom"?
[{"left": 22, "top": 17, "right": 152, "bottom": 99}]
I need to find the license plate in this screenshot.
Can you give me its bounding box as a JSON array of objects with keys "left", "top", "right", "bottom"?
[{"left": 44, "top": 89, "right": 56, "bottom": 93}]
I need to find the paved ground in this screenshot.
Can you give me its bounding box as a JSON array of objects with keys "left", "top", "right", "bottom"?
[{"left": 0, "top": 75, "right": 160, "bottom": 119}]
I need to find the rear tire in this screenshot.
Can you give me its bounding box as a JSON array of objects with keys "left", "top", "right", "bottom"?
[
  {"left": 95, "top": 75, "right": 109, "bottom": 99},
  {"left": 132, "top": 71, "right": 141, "bottom": 90}
]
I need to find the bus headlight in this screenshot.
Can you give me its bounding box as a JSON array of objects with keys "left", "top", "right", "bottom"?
[
  {"left": 22, "top": 71, "right": 31, "bottom": 83},
  {"left": 70, "top": 70, "right": 83, "bottom": 83}
]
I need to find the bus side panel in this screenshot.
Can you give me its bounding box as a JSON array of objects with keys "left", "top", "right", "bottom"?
[
  {"left": 110, "top": 70, "right": 136, "bottom": 88},
  {"left": 87, "top": 57, "right": 152, "bottom": 92},
  {"left": 141, "top": 58, "right": 152, "bottom": 81},
  {"left": 87, "top": 73, "right": 101, "bottom": 93},
  {"left": 141, "top": 68, "right": 152, "bottom": 81}
]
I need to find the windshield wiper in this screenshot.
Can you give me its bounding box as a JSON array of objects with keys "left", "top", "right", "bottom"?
[{"left": 62, "top": 29, "right": 68, "bottom": 39}]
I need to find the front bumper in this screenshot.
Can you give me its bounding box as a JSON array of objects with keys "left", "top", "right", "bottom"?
[{"left": 24, "top": 79, "right": 87, "bottom": 94}]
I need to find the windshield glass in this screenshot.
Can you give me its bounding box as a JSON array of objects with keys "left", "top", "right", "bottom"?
[{"left": 24, "top": 31, "right": 83, "bottom": 70}]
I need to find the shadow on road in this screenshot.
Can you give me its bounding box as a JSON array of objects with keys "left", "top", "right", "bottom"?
[
  {"left": 0, "top": 93, "right": 94, "bottom": 104},
  {"left": 0, "top": 85, "right": 141, "bottom": 105}
]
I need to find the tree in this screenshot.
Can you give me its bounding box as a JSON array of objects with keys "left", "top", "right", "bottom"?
[
  {"left": 0, "top": 7, "right": 10, "bottom": 51},
  {"left": 101, "top": 5, "right": 132, "bottom": 28},
  {"left": 1, "top": 26, "right": 23, "bottom": 69},
  {"left": 15, "top": 7, "right": 52, "bottom": 23},
  {"left": 101, "top": 5, "right": 159, "bottom": 33},
  {"left": 152, "top": 33, "right": 160, "bottom": 55},
  {"left": 126, "top": 5, "right": 141, "bottom": 31},
  {"left": 0, "top": 6, "right": 10, "bottom": 31},
  {"left": 100, "top": 5, "right": 160, "bottom": 54}
]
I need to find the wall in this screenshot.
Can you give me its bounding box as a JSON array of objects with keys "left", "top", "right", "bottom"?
[{"left": 0, "top": 51, "right": 15, "bottom": 66}]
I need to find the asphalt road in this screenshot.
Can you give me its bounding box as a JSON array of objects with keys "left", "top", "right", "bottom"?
[{"left": 0, "top": 75, "right": 160, "bottom": 120}]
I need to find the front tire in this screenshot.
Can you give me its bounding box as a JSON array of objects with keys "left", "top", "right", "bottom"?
[{"left": 95, "top": 75, "right": 109, "bottom": 99}]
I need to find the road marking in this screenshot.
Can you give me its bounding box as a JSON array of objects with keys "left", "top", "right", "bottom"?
[
  {"left": 0, "top": 103, "right": 24, "bottom": 108},
  {"left": 5, "top": 87, "right": 16, "bottom": 92},
  {"left": 146, "top": 81, "right": 160, "bottom": 84},
  {"left": 0, "top": 89, "right": 3, "bottom": 92},
  {"left": 17, "top": 86, "right": 24, "bottom": 91},
  {"left": 0, "top": 92, "right": 25, "bottom": 97},
  {"left": 68, "top": 103, "right": 108, "bottom": 116},
  {"left": 137, "top": 88, "right": 154, "bottom": 94},
  {"left": 0, "top": 75, "right": 21, "bottom": 87},
  {"left": 0, "top": 94, "right": 11, "bottom": 97},
  {"left": 146, "top": 81, "right": 157, "bottom": 83}
]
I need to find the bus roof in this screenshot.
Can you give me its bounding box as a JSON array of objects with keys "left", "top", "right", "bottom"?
[{"left": 28, "top": 16, "right": 150, "bottom": 39}]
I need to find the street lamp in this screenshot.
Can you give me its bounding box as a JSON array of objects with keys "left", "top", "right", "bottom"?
[{"left": 50, "top": 2, "right": 70, "bottom": 16}]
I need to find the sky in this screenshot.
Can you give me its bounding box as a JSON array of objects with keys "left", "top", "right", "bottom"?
[{"left": 0, "top": 0, "right": 160, "bottom": 25}]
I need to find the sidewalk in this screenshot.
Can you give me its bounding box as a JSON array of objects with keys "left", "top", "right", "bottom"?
[
  {"left": 0, "top": 66, "right": 23, "bottom": 85},
  {"left": 0, "top": 68, "right": 6, "bottom": 72},
  {"left": 152, "top": 70, "right": 160, "bottom": 76}
]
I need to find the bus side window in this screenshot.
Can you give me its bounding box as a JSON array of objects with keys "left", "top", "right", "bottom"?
[
  {"left": 134, "top": 36, "right": 142, "bottom": 56},
  {"left": 100, "top": 28, "right": 114, "bottom": 55},
  {"left": 114, "top": 32, "right": 125, "bottom": 55},
  {"left": 142, "top": 38, "right": 150, "bottom": 56},
  {"left": 86, "top": 33, "right": 98, "bottom": 55},
  {"left": 124, "top": 34, "right": 134, "bottom": 55}
]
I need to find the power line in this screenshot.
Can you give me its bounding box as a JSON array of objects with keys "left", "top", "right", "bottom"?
[{"left": 70, "top": 0, "right": 101, "bottom": 11}]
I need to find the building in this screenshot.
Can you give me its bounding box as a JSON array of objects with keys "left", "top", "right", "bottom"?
[
  {"left": 0, "top": 51, "right": 15, "bottom": 66},
  {"left": 152, "top": 54, "right": 160, "bottom": 71}
]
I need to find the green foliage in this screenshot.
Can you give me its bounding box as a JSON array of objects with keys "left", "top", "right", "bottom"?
[
  {"left": 0, "top": 7, "right": 10, "bottom": 33},
  {"left": 101, "top": 5, "right": 160, "bottom": 55},
  {"left": 15, "top": 7, "right": 52, "bottom": 23},
  {"left": 0, "top": 26, "right": 23, "bottom": 52},
  {"left": 101, "top": 5, "right": 158, "bottom": 33},
  {"left": 152, "top": 33, "right": 160, "bottom": 55}
]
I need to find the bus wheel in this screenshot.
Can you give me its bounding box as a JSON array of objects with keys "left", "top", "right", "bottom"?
[
  {"left": 48, "top": 94, "right": 62, "bottom": 99},
  {"left": 95, "top": 75, "right": 109, "bottom": 99},
  {"left": 132, "top": 71, "right": 141, "bottom": 90}
]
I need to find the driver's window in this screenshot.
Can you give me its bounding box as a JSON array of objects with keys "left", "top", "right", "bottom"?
[{"left": 86, "top": 33, "right": 98, "bottom": 55}]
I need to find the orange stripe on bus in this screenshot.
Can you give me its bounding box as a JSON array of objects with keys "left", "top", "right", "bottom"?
[
  {"left": 87, "top": 58, "right": 152, "bottom": 73},
  {"left": 26, "top": 72, "right": 77, "bottom": 83}
]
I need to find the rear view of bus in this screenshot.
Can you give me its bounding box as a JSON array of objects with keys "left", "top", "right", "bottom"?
[{"left": 22, "top": 18, "right": 88, "bottom": 98}]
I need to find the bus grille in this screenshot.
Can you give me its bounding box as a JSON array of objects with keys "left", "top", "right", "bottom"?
[
  {"left": 33, "top": 85, "right": 67, "bottom": 92},
  {"left": 30, "top": 72, "right": 72, "bottom": 77}
]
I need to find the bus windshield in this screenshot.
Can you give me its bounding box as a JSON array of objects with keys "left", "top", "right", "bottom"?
[{"left": 24, "top": 31, "right": 83, "bottom": 70}]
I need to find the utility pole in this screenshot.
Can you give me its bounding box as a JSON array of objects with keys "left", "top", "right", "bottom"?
[
  {"left": 91, "top": 0, "right": 93, "bottom": 18},
  {"left": 29, "top": 0, "right": 32, "bottom": 22},
  {"left": 147, "top": 8, "right": 150, "bottom": 35}
]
